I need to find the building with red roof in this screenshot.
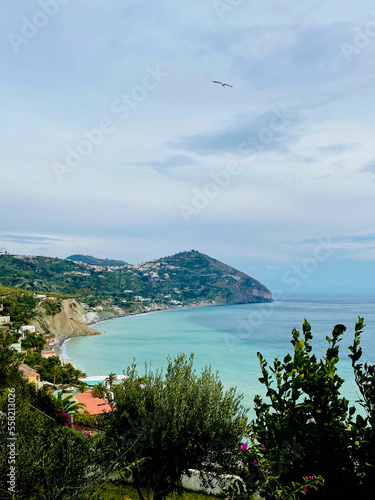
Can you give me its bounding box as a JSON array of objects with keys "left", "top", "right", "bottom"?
[{"left": 75, "top": 392, "right": 113, "bottom": 415}]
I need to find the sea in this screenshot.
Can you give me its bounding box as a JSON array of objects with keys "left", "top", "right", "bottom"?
[{"left": 62, "top": 293, "right": 375, "bottom": 418}]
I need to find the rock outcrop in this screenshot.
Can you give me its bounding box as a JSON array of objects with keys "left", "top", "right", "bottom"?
[{"left": 33, "top": 299, "right": 101, "bottom": 342}]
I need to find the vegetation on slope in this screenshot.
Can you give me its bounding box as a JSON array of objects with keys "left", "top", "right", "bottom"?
[
  {"left": 0, "top": 250, "right": 272, "bottom": 308},
  {"left": 0, "top": 318, "right": 374, "bottom": 499},
  {"left": 67, "top": 254, "right": 128, "bottom": 267}
]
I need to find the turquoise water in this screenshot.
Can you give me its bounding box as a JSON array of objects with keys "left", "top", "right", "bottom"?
[{"left": 64, "top": 293, "right": 375, "bottom": 416}]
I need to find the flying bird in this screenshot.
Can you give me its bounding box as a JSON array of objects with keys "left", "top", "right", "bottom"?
[{"left": 212, "top": 81, "right": 233, "bottom": 88}]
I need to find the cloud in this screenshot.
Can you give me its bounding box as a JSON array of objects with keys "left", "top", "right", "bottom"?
[
  {"left": 2, "top": 1, "right": 375, "bottom": 291},
  {"left": 134, "top": 154, "right": 198, "bottom": 173},
  {"left": 361, "top": 160, "right": 375, "bottom": 174},
  {"left": 318, "top": 144, "right": 358, "bottom": 154},
  {"left": 297, "top": 234, "right": 375, "bottom": 244},
  {"left": 168, "top": 107, "right": 302, "bottom": 156},
  {"left": 0, "top": 234, "right": 64, "bottom": 245}
]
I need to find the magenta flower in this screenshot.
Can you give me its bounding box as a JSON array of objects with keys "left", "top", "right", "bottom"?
[
  {"left": 303, "top": 487, "right": 307, "bottom": 492},
  {"left": 261, "top": 444, "right": 266, "bottom": 449},
  {"left": 241, "top": 443, "right": 248, "bottom": 451}
]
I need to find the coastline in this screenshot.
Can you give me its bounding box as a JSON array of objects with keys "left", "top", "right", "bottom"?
[
  {"left": 57, "top": 300, "right": 218, "bottom": 363},
  {"left": 86, "top": 300, "right": 219, "bottom": 327},
  {"left": 57, "top": 297, "right": 273, "bottom": 364}
]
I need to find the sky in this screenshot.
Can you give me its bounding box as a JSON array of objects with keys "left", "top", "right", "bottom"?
[{"left": 1, "top": 0, "right": 375, "bottom": 293}]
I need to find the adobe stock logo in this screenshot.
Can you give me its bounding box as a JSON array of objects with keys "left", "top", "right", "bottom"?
[
  {"left": 340, "top": 11, "right": 375, "bottom": 63},
  {"left": 179, "top": 161, "right": 242, "bottom": 224},
  {"left": 7, "top": 0, "right": 72, "bottom": 54},
  {"left": 213, "top": 0, "right": 243, "bottom": 21},
  {"left": 236, "top": 238, "right": 334, "bottom": 337},
  {"left": 52, "top": 65, "right": 169, "bottom": 182}
]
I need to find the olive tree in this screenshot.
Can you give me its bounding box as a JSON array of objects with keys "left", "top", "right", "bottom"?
[{"left": 105, "top": 354, "right": 247, "bottom": 500}]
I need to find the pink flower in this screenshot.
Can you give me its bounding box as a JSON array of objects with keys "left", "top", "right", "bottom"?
[
  {"left": 261, "top": 444, "right": 266, "bottom": 449},
  {"left": 241, "top": 443, "right": 248, "bottom": 451},
  {"left": 303, "top": 487, "right": 307, "bottom": 492}
]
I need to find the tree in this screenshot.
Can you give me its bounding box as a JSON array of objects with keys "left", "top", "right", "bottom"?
[
  {"left": 0, "top": 398, "right": 102, "bottom": 499},
  {"left": 348, "top": 317, "right": 375, "bottom": 498},
  {"left": 105, "top": 372, "right": 117, "bottom": 391},
  {"left": 72, "top": 367, "right": 86, "bottom": 384},
  {"left": 0, "top": 332, "right": 24, "bottom": 392},
  {"left": 92, "top": 382, "right": 107, "bottom": 399},
  {"left": 21, "top": 332, "right": 45, "bottom": 351},
  {"left": 77, "top": 382, "right": 88, "bottom": 393},
  {"left": 55, "top": 391, "right": 85, "bottom": 414},
  {"left": 104, "top": 354, "right": 247, "bottom": 500},
  {"left": 50, "top": 363, "right": 60, "bottom": 386},
  {"left": 59, "top": 363, "right": 86, "bottom": 385},
  {"left": 249, "top": 320, "right": 363, "bottom": 499}
]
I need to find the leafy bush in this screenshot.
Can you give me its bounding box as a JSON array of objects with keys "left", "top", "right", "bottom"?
[
  {"left": 74, "top": 412, "right": 98, "bottom": 428},
  {"left": 0, "top": 401, "right": 103, "bottom": 499},
  {"left": 246, "top": 318, "right": 374, "bottom": 499},
  {"left": 104, "top": 354, "right": 247, "bottom": 500},
  {"left": 21, "top": 332, "right": 46, "bottom": 351},
  {"left": 42, "top": 299, "right": 62, "bottom": 316},
  {"left": 0, "top": 287, "right": 37, "bottom": 328},
  {"left": 348, "top": 318, "right": 375, "bottom": 497},
  {"left": 0, "top": 359, "right": 106, "bottom": 499}
]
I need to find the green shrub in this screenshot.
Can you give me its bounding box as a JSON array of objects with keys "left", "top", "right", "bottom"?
[
  {"left": 248, "top": 318, "right": 374, "bottom": 499},
  {"left": 74, "top": 412, "right": 98, "bottom": 428},
  {"left": 21, "top": 332, "right": 45, "bottom": 351},
  {"left": 104, "top": 354, "right": 247, "bottom": 500},
  {"left": 348, "top": 318, "right": 375, "bottom": 497}
]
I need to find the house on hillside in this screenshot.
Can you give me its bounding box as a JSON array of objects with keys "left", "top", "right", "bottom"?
[
  {"left": 0, "top": 316, "right": 11, "bottom": 325},
  {"left": 19, "top": 364, "right": 41, "bottom": 386},
  {"left": 75, "top": 392, "right": 113, "bottom": 415},
  {"left": 19, "top": 325, "right": 36, "bottom": 334},
  {"left": 41, "top": 348, "right": 58, "bottom": 358}
]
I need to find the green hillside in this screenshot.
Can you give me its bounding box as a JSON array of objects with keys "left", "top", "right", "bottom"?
[
  {"left": 67, "top": 254, "right": 128, "bottom": 267},
  {"left": 0, "top": 251, "right": 272, "bottom": 308}
]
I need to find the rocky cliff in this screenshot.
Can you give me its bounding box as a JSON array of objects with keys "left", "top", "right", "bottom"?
[
  {"left": 204, "top": 254, "right": 273, "bottom": 303},
  {"left": 33, "top": 299, "right": 102, "bottom": 342}
]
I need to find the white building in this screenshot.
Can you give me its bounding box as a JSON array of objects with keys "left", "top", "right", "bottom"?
[
  {"left": 10, "top": 343, "right": 22, "bottom": 353},
  {"left": 41, "top": 348, "right": 57, "bottom": 358},
  {"left": 19, "top": 325, "right": 36, "bottom": 334}
]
